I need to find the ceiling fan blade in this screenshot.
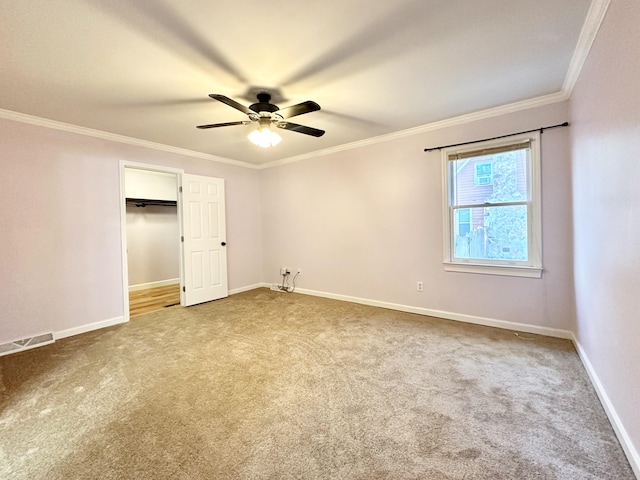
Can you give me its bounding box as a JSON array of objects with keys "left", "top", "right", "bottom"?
[
  {"left": 196, "top": 121, "right": 251, "bottom": 129},
  {"left": 209, "top": 94, "right": 252, "bottom": 115},
  {"left": 277, "top": 121, "right": 325, "bottom": 137},
  {"left": 277, "top": 100, "right": 321, "bottom": 119}
]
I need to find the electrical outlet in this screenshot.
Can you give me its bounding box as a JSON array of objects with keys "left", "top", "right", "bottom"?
[
  {"left": 280, "top": 267, "right": 287, "bottom": 275},
  {"left": 416, "top": 281, "right": 424, "bottom": 292}
]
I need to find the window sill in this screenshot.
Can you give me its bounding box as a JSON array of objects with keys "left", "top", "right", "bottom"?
[{"left": 444, "top": 262, "right": 542, "bottom": 278}]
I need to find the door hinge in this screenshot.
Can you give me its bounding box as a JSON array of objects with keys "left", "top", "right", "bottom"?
[
  {"left": 179, "top": 186, "right": 183, "bottom": 193},
  {"left": 182, "top": 286, "right": 186, "bottom": 292},
  {"left": 181, "top": 236, "right": 184, "bottom": 242}
]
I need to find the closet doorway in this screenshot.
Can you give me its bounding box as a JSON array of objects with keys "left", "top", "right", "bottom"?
[
  {"left": 119, "top": 162, "right": 229, "bottom": 321},
  {"left": 124, "top": 167, "right": 181, "bottom": 318}
]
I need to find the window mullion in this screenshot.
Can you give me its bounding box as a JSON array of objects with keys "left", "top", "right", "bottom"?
[{"left": 452, "top": 201, "right": 529, "bottom": 209}]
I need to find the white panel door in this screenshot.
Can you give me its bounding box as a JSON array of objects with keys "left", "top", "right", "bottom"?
[{"left": 181, "top": 174, "right": 228, "bottom": 306}]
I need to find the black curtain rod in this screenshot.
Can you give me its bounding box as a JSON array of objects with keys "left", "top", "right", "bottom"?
[{"left": 423, "top": 122, "right": 569, "bottom": 152}]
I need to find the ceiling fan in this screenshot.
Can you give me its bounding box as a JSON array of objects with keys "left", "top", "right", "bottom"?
[{"left": 197, "top": 93, "right": 325, "bottom": 147}]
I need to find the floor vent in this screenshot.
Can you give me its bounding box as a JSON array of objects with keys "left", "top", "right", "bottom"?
[{"left": 0, "top": 333, "right": 55, "bottom": 357}]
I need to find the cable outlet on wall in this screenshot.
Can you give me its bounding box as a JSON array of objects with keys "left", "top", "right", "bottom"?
[{"left": 416, "top": 281, "right": 424, "bottom": 292}]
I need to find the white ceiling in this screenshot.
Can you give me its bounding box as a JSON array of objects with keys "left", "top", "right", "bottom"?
[{"left": 0, "top": 0, "right": 595, "bottom": 166}]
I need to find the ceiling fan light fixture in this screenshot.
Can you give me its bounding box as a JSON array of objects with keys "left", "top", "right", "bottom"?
[
  {"left": 198, "top": 93, "right": 324, "bottom": 144},
  {"left": 248, "top": 126, "right": 282, "bottom": 148}
]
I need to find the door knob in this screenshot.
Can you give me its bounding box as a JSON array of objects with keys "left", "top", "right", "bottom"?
[{"left": 221, "top": 242, "right": 226, "bottom": 246}]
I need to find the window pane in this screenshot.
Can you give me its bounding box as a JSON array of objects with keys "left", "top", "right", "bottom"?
[
  {"left": 458, "top": 208, "right": 470, "bottom": 222},
  {"left": 455, "top": 208, "right": 471, "bottom": 237},
  {"left": 450, "top": 149, "right": 529, "bottom": 206},
  {"left": 453, "top": 205, "right": 528, "bottom": 261}
]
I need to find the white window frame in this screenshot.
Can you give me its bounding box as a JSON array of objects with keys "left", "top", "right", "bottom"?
[{"left": 441, "top": 132, "right": 542, "bottom": 278}]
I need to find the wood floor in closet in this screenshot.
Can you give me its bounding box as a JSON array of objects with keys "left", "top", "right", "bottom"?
[{"left": 129, "top": 284, "right": 181, "bottom": 317}]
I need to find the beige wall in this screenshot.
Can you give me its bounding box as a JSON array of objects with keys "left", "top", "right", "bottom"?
[
  {"left": 260, "top": 101, "right": 575, "bottom": 331},
  {"left": 570, "top": 0, "right": 640, "bottom": 473}
]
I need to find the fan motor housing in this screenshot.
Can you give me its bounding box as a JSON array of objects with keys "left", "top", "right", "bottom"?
[{"left": 249, "top": 93, "right": 279, "bottom": 113}]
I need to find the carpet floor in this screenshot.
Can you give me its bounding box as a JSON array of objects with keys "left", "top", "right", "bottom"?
[{"left": 0, "top": 288, "right": 634, "bottom": 479}]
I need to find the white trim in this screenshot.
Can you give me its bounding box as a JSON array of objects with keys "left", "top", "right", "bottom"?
[
  {"left": 288, "top": 286, "right": 573, "bottom": 339},
  {"left": 260, "top": 92, "right": 567, "bottom": 169},
  {"left": 120, "top": 163, "right": 131, "bottom": 323},
  {"left": 443, "top": 263, "right": 543, "bottom": 278},
  {"left": 121, "top": 160, "right": 184, "bottom": 174},
  {"left": 54, "top": 316, "right": 127, "bottom": 340},
  {"left": 129, "top": 278, "right": 180, "bottom": 292},
  {"left": 562, "top": 0, "right": 611, "bottom": 97},
  {"left": 0, "top": 93, "right": 570, "bottom": 173},
  {"left": 0, "top": 108, "right": 257, "bottom": 169},
  {"left": 0, "top": 94, "right": 566, "bottom": 172},
  {"left": 229, "top": 283, "right": 266, "bottom": 295},
  {"left": 572, "top": 336, "right": 640, "bottom": 478}
]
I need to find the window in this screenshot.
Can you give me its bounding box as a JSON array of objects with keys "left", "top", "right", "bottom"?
[
  {"left": 442, "top": 132, "right": 542, "bottom": 277},
  {"left": 474, "top": 162, "right": 493, "bottom": 185}
]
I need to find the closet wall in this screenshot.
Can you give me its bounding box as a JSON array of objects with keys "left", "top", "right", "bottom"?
[{"left": 125, "top": 169, "right": 179, "bottom": 289}]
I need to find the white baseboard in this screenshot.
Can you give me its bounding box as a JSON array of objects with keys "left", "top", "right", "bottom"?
[
  {"left": 54, "top": 316, "right": 127, "bottom": 340},
  {"left": 572, "top": 337, "right": 640, "bottom": 478},
  {"left": 229, "top": 283, "right": 266, "bottom": 295},
  {"left": 291, "top": 286, "right": 574, "bottom": 339},
  {"left": 129, "top": 278, "right": 180, "bottom": 292}
]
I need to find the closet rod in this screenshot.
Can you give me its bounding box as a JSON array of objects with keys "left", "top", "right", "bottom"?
[
  {"left": 126, "top": 198, "right": 177, "bottom": 208},
  {"left": 423, "top": 122, "right": 569, "bottom": 153}
]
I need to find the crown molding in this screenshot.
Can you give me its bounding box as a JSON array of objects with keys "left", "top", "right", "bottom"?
[
  {"left": 562, "top": 0, "right": 611, "bottom": 97},
  {"left": 0, "top": 89, "right": 569, "bottom": 173},
  {"left": 259, "top": 91, "right": 568, "bottom": 169},
  {"left": 0, "top": 108, "right": 258, "bottom": 170}
]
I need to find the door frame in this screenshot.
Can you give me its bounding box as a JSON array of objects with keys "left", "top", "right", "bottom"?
[{"left": 119, "top": 160, "right": 185, "bottom": 323}]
